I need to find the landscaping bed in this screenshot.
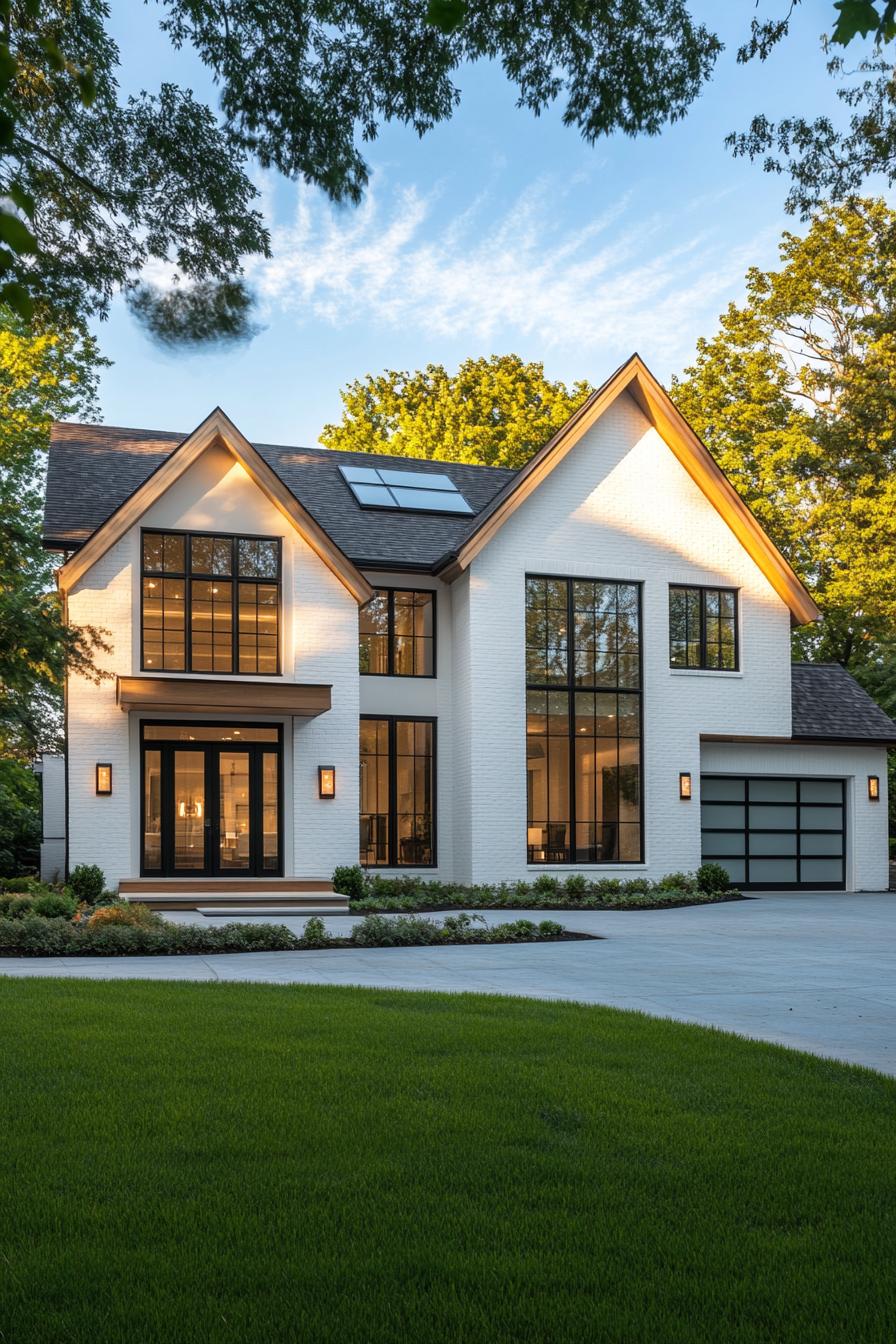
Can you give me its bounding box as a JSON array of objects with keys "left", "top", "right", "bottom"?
[
  {"left": 0, "top": 978, "right": 892, "bottom": 1343},
  {"left": 0, "top": 901, "right": 586, "bottom": 957},
  {"left": 335, "top": 861, "right": 742, "bottom": 912}
]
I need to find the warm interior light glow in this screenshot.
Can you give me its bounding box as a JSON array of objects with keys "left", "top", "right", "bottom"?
[
  {"left": 679, "top": 771, "right": 692, "bottom": 800},
  {"left": 319, "top": 766, "right": 336, "bottom": 799},
  {"left": 95, "top": 763, "right": 112, "bottom": 795},
  {"left": 868, "top": 775, "right": 880, "bottom": 801}
]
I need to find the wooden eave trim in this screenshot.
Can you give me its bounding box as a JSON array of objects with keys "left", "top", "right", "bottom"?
[
  {"left": 56, "top": 409, "right": 374, "bottom": 605},
  {"left": 439, "top": 355, "right": 820, "bottom": 627},
  {"left": 116, "top": 675, "right": 331, "bottom": 717},
  {"left": 701, "top": 733, "right": 896, "bottom": 747}
]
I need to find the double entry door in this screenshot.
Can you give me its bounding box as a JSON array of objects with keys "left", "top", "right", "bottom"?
[{"left": 142, "top": 724, "right": 282, "bottom": 877}]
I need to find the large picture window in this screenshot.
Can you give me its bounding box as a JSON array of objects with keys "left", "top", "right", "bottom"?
[
  {"left": 526, "top": 576, "right": 642, "bottom": 865},
  {"left": 360, "top": 717, "right": 435, "bottom": 866},
  {"left": 359, "top": 588, "right": 435, "bottom": 676},
  {"left": 142, "top": 530, "right": 280, "bottom": 675},
  {"left": 669, "top": 585, "right": 737, "bottom": 670}
]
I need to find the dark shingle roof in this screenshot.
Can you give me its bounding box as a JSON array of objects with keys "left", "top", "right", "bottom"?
[
  {"left": 791, "top": 663, "right": 896, "bottom": 744},
  {"left": 43, "top": 422, "right": 518, "bottom": 570}
]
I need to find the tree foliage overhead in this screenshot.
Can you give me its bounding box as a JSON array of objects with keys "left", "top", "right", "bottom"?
[
  {"left": 0, "top": 305, "right": 109, "bottom": 758},
  {"left": 671, "top": 198, "right": 896, "bottom": 679},
  {"left": 320, "top": 355, "right": 594, "bottom": 469},
  {"left": 0, "top": 0, "right": 721, "bottom": 341}
]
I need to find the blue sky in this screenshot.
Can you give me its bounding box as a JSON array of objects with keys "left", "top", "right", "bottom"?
[{"left": 95, "top": 1, "right": 849, "bottom": 445}]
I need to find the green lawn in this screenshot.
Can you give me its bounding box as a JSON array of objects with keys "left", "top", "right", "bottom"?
[{"left": 1, "top": 980, "right": 893, "bottom": 1344}]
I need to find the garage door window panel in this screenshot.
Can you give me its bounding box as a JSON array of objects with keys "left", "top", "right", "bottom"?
[{"left": 701, "top": 775, "right": 845, "bottom": 890}]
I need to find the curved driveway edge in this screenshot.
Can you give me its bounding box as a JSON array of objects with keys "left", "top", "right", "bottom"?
[{"left": 0, "top": 892, "right": 892, "bottom": 1074}]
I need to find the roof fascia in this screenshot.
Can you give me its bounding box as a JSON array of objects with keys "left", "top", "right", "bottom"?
[
  {"left": 436, "top": 354, "right": 820, "bottom": 628},
  {"left": 56, "top": 408, "right": 374, "bottom": 605}
]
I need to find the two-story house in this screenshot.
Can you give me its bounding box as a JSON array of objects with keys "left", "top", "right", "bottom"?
[{"left": 40, "top": 356, "right": 895, "bottom": 907}]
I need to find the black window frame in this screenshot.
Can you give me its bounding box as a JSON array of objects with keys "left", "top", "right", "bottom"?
[
  {"left": 669, "top": 583, "right": 739, "bottom": 672},
  {"left": 359, "top": 715, "right": 437, "bottom": 868},
  {"left": 525, "top": 573, "right": 644, "bottom": 867},
  {"left": 359, "top": 587, "right": 437, "bottom": 678},
  {"left": 141, "top": 528, "right": 282, "bottom": 676}
]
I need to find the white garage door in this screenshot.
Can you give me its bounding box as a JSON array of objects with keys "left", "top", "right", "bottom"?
[{"left": 700, "top": 776, "right": 845, "bottom": 890}]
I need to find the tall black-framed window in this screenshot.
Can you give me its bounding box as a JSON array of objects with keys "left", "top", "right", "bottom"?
[
  {"left": 141, "top": 530, "right": 281, "bottom": 675},
  {"left": 359, "top": 588, "right": 435, "bottom": 676},
  {"left": 669, "top": 585, "right": 738, "bottom": 671},
  {"left": 360, "top": 716, "right": 436, "bottom": 866},
  {"left": 525, "top": 576, "right": 642, "bottom": 865}
]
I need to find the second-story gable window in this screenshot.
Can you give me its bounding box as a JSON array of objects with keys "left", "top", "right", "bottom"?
[
  {"left": 142, "top": 531, "right": 280, "bottom": 675},
  {"left": 669, "top": 585, "right": 738, "bottom": 671},
  {"left": 359, "top": 588, "right": 435, "bottom": 676}
]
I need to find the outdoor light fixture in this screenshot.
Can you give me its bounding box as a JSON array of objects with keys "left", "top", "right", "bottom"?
[
  {"left": 318, "top": 766, "right": 336, "bottom": 799},
  {"left": 679, "top": 771, "right": 692, "bottom": 800},
  {"left": 868, "top": 775, "right": 880, "bottom": 801},
  {"left": 95, "top": 763, "right": 112, "bottom": 796}
]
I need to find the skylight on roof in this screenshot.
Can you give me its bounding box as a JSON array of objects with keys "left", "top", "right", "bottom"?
[{"left": 339, "top": 464, "right": 473, "bottom": 515}]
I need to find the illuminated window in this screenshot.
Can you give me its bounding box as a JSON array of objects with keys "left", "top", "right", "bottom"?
[
  {"left": 359, "top": 588, "right": 435, "bottom": 676},
  {"left": 142, "top": 531, "right": 280, "bottom": 675},
  {"left": 525, "top": 576, "right": 642, "bottom": 865}
]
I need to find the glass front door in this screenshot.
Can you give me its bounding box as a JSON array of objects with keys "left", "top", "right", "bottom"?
[{"left": 141, "top": 725, "right": 282, "bottom": 877}]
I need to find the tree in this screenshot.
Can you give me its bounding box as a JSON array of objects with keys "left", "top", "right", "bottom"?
[
  {"left": 671, "top": 197, "right": 896, "bottom": 678},
  {"left": 320, "top": 355, "right": 593, "bottom": 469},
  {"left": 0, "top": 756, "right": 40, "bottom": 876},
  {"left": 0, "top": 305, "right": 109, "bottom": 758},
  {"left": 0, "top": 1, "right": 720, "bottom": 341}
]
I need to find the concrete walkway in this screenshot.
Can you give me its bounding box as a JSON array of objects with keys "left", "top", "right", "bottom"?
[{"left": 1, "top": 892, "right": 893, "bottom": 1073}]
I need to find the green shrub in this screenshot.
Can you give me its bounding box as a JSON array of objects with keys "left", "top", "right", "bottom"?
[
  {"left": 31, "top": 891, "right": 77, "bottom": 920},
  {"left": 563, "top": 874, "right": 588, "bottom": 898},
  {"left": 532, "top": 874, "right": 560, "bottom": 895},
  {"left": 333, "top": 864, "right": 368, "bottom": 901},
  {"left": 3, "top": 895, "right": 35, "bottom": 919},
  {"left": 68, "top": 864, "right": 106, "bottom": 904},
  {"left": 301, "top": 916, "right": 328, "bottom": 948},
  {"left": 538, "top": 919, "right": 564, "bottom": 937},
  {"left": 696, "top": 862, "right": 731, "bottom": 894},
  {"left": 441, "top": 912, "right": 485, "bottom": 940},
  {"left": 656, "top": 871, "right": 695, "bottom": 892},
  {"left": 0, "top": 876, "right": 43, "bottom": 894},
  {"left": 350, "top": 913, "right": 440, "bottom": 947}
]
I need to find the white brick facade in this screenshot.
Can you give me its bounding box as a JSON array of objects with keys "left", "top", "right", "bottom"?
[{"left": 60, "top": 399, "right": 891, "bottom": 894}]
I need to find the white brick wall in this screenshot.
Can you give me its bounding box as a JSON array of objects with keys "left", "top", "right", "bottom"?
[
  {"left": 461, "top": 392, "right": 797, "bottom": 885},
  {"left": 65, "top": 442, "right": 361, "bottom": 887},
  {"left": 62, "top": 397, "right": 890, "bottom": 894}
]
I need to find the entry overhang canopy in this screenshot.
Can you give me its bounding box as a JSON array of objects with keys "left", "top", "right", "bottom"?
[{"left": 117, "top": 676, "right": 331, "bottom": 718}]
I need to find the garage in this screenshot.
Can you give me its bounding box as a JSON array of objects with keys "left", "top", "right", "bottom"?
[{"left": 700, "top": 775, "right": 845, "bottom": 890}]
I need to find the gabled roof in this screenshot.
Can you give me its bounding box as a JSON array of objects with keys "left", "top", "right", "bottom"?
[
  {"left": 44, "top": 355, "right": 820, "bottom": 625},
  {"left": 433, "top": 354, "right": 820, "bottom": 627},
  {"left": 791, "top": 663, "right": 896, "bottom": 744},
  {"left": 54, "top": 409, "right": 375, "bottom": 604},
  {"left": 44, "top": 422, "right": 515, "bottom": 571}
]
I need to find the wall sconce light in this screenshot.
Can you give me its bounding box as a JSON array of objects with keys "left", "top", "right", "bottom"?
[
  {"left": 95, "top": 763, "right": 112, "bottom": 796},
  {"left": 868, "top": 775, "right": 880, "bottom": 801},
  {"left": 318, "top": 766, "right": 336, "bottom": 799},
  {"left": 679, "top": 771, "right": 692, "bottom": 800}
]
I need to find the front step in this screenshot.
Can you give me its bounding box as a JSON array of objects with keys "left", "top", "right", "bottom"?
[
  {"left": 195, "top": 904, "right": 346, "bottom": 917},
  {"left": 118, "top": 877, "right": 346, "bottom": 913}
]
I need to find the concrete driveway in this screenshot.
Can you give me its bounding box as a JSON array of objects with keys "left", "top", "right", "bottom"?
[{"left": 1, "top": 892, "right": 893, "bottom": 1073}]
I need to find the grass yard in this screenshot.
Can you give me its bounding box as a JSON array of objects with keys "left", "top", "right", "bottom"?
[{"left": 1, "top": 979, "right": 893, "bottom": 1344}]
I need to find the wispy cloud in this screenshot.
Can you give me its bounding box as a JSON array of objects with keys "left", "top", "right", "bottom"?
[{"left": 246, "top": 174, "right": 771, "bottom": 369}]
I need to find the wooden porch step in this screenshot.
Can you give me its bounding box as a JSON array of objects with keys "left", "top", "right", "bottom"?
[
  {"left": 195, "top": 904, "right": 347, "bottom": 917},
  {"left": 119, "top": 877, "right": 334, "bottom": 895},
  {"left": 118, "top": 877, "right": 344, "bottom": 913}
]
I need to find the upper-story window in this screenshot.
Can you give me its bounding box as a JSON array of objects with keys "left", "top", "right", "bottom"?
[
  {"left": 669, "top": 585, "right": 738, "bottom": 671},
  {"left": 142, "top": 530, "right": 281, "bottom": 675},
  {"left": 359, "top": 588, "right": 435, "bottom": 676}
]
